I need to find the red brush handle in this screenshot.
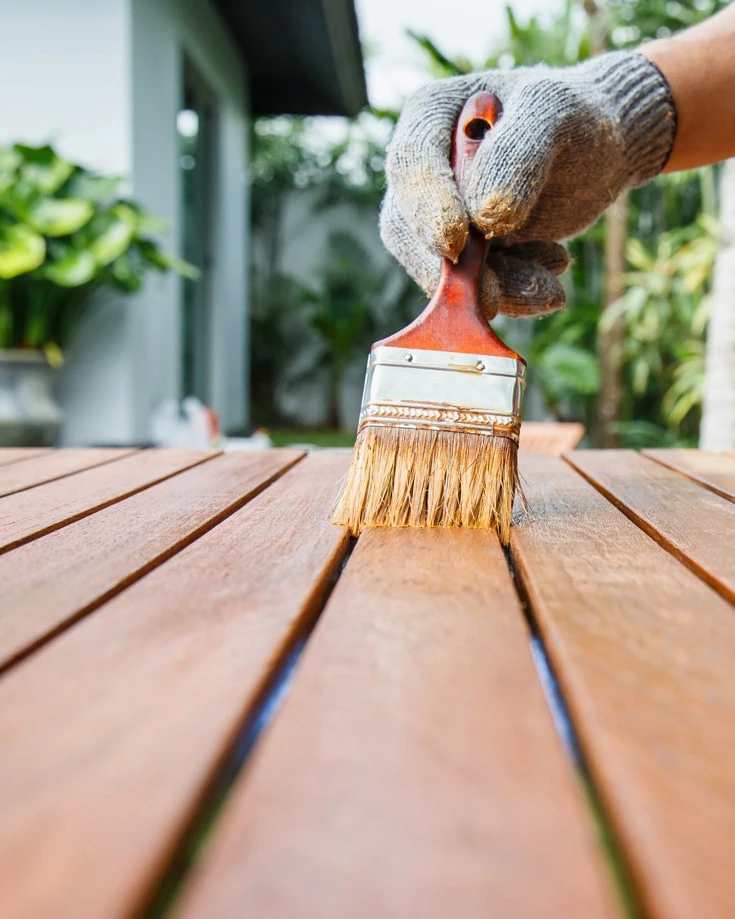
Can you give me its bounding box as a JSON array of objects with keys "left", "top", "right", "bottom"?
[{"left": 375, "top": 91, "right": 521, "bottom": 360}]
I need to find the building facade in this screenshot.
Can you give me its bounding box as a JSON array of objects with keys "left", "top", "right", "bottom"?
[{"left": 0, "top": 0, "right": 365, "bottom": 444}]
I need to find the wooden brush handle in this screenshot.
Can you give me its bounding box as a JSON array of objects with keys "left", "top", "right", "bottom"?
[
  {"left": 375, "top": 91, "right": 521, "bottom": 360},
  {"left": 450, "top": 91, "right": 502, "bottom": 188}
]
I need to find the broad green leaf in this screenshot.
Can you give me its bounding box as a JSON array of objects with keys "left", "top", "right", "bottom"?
[
  {"left": 632, "top": 356, "right": 650, "bottom": 395},
  {"left": 110, "top": 254, "right": 143, "bottom": 292},
  {"left": 16, "top": 143, "right": 74, "bottom": 195},
  {"left": 625, "top": 238, "right": 654, "bottom": 272},
  {"left": 27, "top": 197, "right": 94, "bottom": 236},
  {"left": 134, "top": 213, "right": 169, "bottom": 234},
  {"left": 14, "top": 143, "right": 57, "bottom": 163},
  {"left": 65, "top": 171, "right": 123, "bottom": 202},
  {"left": 89, "top": 204, "right": 136, "bottom": 266},
  {"left": 43, "top": 250, "right": 97, "bottom": 287},
  {"left": 138, "top": 240, "right": 201, "bottom": 280},
  {"left": 537, "top": 343, "right": 599, "bottom": 401},
  {"left": 0, "top": 147, "right": 21, "bottom": 172},
  {"left": 0, "top": 224, "right": 46, "bottom": 278},
  {"left": 0, "top": 147, "right": 21, "bottom": 196}
]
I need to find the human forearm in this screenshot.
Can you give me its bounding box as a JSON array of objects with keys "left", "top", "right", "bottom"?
[{"left": 642, "top": 4, "right": 735, "bottom": 172}]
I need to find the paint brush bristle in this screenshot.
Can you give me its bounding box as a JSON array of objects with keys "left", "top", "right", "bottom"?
[{"left": 333, "top": 426, "right": 523, "bottom": 545}]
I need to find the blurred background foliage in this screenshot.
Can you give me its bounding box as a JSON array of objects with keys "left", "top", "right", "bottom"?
[
  {"left": 250, "top": 0, "right": 725, "bottom": 446},
  {"left": 0, "top": 142, "right": 198, "bottom": 361}
]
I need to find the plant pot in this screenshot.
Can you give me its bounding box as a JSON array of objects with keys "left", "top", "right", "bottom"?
[{"left": 0, "top": 350, "right": 63, "bottom": 446}]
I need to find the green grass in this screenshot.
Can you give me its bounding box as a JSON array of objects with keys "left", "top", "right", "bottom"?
[{"left": 268, "top": 428, "right": 355, "bottom": 448}]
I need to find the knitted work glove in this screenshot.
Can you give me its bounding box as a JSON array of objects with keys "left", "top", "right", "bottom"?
[{"left": 380, "top": 51, "right": 676, "bottom": 318}]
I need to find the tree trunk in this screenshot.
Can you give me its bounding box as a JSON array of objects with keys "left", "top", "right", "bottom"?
[
  {"left": 598, "top": 191, "right": 629, "bottom": 447},
  {"left": 581, "top": 0, "right": 627, "bottom": 447},
  {"left": 700, "top": 158, "right": 735, "bottom": 450}
]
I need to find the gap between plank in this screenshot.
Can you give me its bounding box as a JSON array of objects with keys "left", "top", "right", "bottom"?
[
  {"left": 0, "top": 448, "right": 53, "bottom": 468},
  {"left": 641, "top": 450, "right": 735, "bottom": 504},
  {"left": 0, "top": 453, "right": 306, "bottom": 678},
  {"left": 561, "top": 454, "right": 735, "bottom": 604},
  {"left": 138, "top": 537, "right": 357, "bottom": 919},
  {"left": 503, "top": 545, "right": 643, "bottom": 919},
  {"left": 0, "top": 448, "right": 138, "bottom": 498},
  {"left": 0, "top": 452, "right": 218, "bottom": 556}
]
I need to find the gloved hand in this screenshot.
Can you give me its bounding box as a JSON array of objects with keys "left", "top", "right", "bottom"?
[{"left": 380, "top": 51, "right": 676, "bottom": 318}]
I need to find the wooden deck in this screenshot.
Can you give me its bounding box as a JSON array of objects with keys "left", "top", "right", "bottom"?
[{"left": 1, "top": 446, "right": 734, "bottom": 919}]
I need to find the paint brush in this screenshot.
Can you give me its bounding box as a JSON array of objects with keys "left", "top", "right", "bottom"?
[{"left": 333, "top": 91, "right": 526, "bottom": 544}]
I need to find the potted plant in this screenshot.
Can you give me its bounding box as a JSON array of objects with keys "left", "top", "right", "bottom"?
[{"left": 0, "top": 143, "right": 197, "bottom": 446}]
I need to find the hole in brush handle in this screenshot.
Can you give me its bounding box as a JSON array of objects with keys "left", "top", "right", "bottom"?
[
  {"left": 452, "top": 92, "right": 503, "bottom": 186},
  {"left": 464, "top": 117, "right": 493, "bottom": 141}
]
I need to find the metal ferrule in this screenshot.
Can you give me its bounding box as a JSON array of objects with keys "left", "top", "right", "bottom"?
[{"left": 358, "top": 346, "right": 526, "bottom": 442}]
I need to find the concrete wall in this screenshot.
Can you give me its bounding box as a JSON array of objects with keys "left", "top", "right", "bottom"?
[{"left": 0, "top": 0, "right": 248, "bottom": 445}]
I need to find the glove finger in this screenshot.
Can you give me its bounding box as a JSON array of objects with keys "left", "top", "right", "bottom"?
[
  {"left": 379, "top": 186, "right": 441, "bottom": 297},
  {"left": 477, "top": 267, "right": 503, "bottom": 321},
  {"left": 464, "top": 78, "right": 563, "bottom": 239},
  {"left": 485, "top": 252, "right": 566, "bottom": 318},
  {"left": 386, "top": 76, "right": 485, "bottom": 262},
  {"left": 502, "top": 240, "right": 569, "bottom": 276}
]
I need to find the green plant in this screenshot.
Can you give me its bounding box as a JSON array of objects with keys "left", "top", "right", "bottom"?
[
  {"left": 250, "top": 267, "right": 317, "bottom": 426},
  {"left": 249, "top": 112, "right": 400, "bottom": 429},
  {"left": 297, "top": 230, "right": 420, "bottom": 428},
  {"left": 602, "top": 215, "right": 716, "bottom": 442},
  {"left": 0, "top": 143, "right": 198, "bottom": 357},
  {"left": 408, "top": 2, "right": 722, "bottom": 446}
]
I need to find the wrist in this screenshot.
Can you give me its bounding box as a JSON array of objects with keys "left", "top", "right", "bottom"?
[{"left": 578, "top": 51, "right": 677, "bottom": 187}]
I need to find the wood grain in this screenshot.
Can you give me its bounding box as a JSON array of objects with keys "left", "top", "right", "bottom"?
[
  {"left": 566, "top": 449, "right": 735, "bottom": 602},
  {"left": 644, "top": 448, "right": 735, "bottom": 503},
  {"left": 175, "top": 527, "right": 615, "bottom": 919},
  {"left": 511, "top": 453, "right": 735, "bottom": 919},
  {"left": 0, "top": 449, "right": 214, "bottom": 553},
  {"left": 0, "top": 450, "right": 303, "bottom": 672},
  {"left": 0, "top": 447, "right": 134, "bottom": 497},
  {"left": 0, "top": 448, "right": 52, "bottom": 467},
  {"left": 0, "top": 452, "right": 350, "bottom": 919},
  {"left": 520, "top": 422, "right": 585, "bottom": 454}
]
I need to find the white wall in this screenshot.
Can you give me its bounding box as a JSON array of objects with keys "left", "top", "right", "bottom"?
[
  {"left": 0, "top": 0, "right": 132, "bottom": 174},
  {"left": 130, "top": 0, "right": 249, "bottom": 441},
  {"left": 0, "top": 0, "right": 248, "bottom": 444},
  {"left": 0, "top": 0, "right": 136, "bottom": 444}
]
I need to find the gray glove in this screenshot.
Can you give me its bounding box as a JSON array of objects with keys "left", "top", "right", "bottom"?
[{"left": 380, "top": 51, "right": 676, "bottom": 318}]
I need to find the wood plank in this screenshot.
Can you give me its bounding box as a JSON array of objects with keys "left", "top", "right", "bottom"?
[
  {"left": 566, "top": 449, "right": 735, "bottom": 603},
  {"left": 519, "top": 421, "right": 585, "bottom": 453},
  {"left": 0, "top": 452, "right": 350, "bottom": 919},
  {"left": 510, "top": 453, "right": 735, "bottom": 919},
  {"left": 0, "top": 449, "right": 215, "bottom": 553},
  {"left": 643, "top": 448, "right": 735, "bottom": 503},
  {"left": 175, "top": 527, "right": 616, "bottom": 919},
  {"left": 0, "top": 450, "right": 303, "bottom": 672},
  {"left": 0, "top": 447, "right": 135, "bottom": 497},
  {"left": 0, "top": 448, "right": 53, "bottom": 467}
]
